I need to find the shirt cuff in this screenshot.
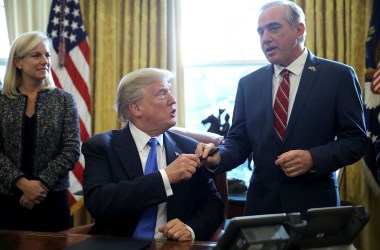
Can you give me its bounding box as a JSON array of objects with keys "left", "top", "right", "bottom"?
[
  {"left": 186, "top": 225, "right": 195, "bottom": 241},
  {"left": 159, "top": 169, "right": 173, "bottom": 197},
  {"left": 308, "top": 165, "right": 317, "bottom": 174}
]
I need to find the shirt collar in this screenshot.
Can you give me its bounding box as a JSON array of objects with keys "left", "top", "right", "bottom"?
[
  {"left": 129, "top": 122, "right": 164, "bottom": 152},
  {"left": 274, "top": 48, "right": 308, "bottom": 78}
]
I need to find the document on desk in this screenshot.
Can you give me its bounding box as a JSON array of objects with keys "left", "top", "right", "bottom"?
[{"left": 64, "top": 238, "right": 151, "bottom": 250}]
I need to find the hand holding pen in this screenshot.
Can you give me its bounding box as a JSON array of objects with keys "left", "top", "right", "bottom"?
[
  {"left": 196, "top": 143, "right": 221, "bottom": 167},
  {"left": 199, "top": 147, "right": 219, "bottom": 160},
  {"left": 166, "top": 153, "right": 201, "bottom": 184}
]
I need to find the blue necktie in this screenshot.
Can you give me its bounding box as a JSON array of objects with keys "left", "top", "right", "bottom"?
[{"left": 133, "top": 138, "right": 159, "bottom": 238}]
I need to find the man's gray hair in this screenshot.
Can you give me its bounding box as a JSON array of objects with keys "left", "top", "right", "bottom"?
[
  {"left": 115, "top": 68, "right": 174, "bottom": 122},
  {"left": 260, "top": 1, "right": 306, "bottom": 43}
]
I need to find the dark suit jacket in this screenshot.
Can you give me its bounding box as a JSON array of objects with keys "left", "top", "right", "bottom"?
[
  {"left": 82, "top": 125, "right": 224, "bottom": 240},
  {"left": 215, "top": 50, "right": 368, "bottom": 217}
]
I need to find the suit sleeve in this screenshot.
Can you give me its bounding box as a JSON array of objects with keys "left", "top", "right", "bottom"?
[
  {"left": 184, "top": 168, "right": 225, "bottom": 241},
  {"left": 82, "top": 135, "right": 168, "bottom": 221},
  {"left": 38, "top": 92, "right": 80, "bottom": 188},
  {"left": 308, "top": 65, "right": 368, "bottom": 175}
]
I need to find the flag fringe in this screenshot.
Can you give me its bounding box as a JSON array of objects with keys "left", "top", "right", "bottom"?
[{"left": 70, "top": 197, "right": 84, "bottom": 215}]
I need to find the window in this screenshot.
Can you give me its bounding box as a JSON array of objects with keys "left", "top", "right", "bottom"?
[
  {"left": 181, "top": 0, "right": 272, "bottom": 191},
  {"left": 0, "top": 0, "right": 10, "bottom": 83}
]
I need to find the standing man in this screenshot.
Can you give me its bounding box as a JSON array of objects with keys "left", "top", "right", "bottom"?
[
  {"left": 82, "top": 68, "right": 224, "bottom": 241},
  {"left": 197, "top": 1, "right": 367, "bottom": 217}
]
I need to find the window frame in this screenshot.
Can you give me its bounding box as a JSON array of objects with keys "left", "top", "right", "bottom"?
[{"left": 0, "top": 0, "right": 9, "bottom": 82}]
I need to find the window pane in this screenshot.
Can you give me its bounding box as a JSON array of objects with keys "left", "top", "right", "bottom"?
[
  {"left": 0, "top": 0, "right": 9, "bottom": 58},
  {"left": 181, "top": 0, "right": 268, "bottom": 64},
  {"left": 184, "top": 65, "right": 262, "bottom": 131},
  {"left": 181, "top": 0, "right": 272, "bottom": 190},
  {"left": 0, "top": 0, "right": 9, "bottom": 82},
  {"left": 0, "top": 63, "right": 5, "bottom": 83},
  {"left": 184, "top": 65, "right": 264, "bottom": 187}
]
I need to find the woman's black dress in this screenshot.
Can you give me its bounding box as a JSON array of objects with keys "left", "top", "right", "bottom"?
[{"left": 0, "top": 114, "right": 71, "bottom": 232}]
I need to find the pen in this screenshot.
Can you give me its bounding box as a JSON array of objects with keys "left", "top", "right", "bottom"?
[{"left": 199, "top": 147, "right": 219, "bottom": 160}]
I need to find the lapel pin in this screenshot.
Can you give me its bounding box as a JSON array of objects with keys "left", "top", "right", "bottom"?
[{"left": 308, "top": 66, "right": 316, "bottom": 71}]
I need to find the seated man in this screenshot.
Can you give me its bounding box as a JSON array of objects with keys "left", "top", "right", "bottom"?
[{"left": 82, "top": 68, "right": 224, "bottom": 241}]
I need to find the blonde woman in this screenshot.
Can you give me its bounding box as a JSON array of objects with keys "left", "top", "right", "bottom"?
[{"left": 0, "top": 31, "right": 80, "bottom": 231}]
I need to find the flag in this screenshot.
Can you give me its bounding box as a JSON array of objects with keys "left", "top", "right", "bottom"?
[
  {"left": 363, "top": 0, "right": 380, "bottom": 195},
  {"left": 47, "top": 0, "right": 91, "bottom": 213}
]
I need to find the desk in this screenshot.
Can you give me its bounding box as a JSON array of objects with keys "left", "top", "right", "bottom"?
[{"left": 0, "top": 230, "right": 217, "bottom": 250}]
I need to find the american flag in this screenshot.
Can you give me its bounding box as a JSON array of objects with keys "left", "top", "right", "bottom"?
[
  {"left": 363, "top": 0, "right": 380, "bottom": 189},
  {"left": 47, "top": 0, "right": 91, "bottom": 212}
]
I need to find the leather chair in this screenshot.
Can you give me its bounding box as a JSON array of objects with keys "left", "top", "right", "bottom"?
[{"left": 60, "top": 127, "right": 228, "bottom": 241}]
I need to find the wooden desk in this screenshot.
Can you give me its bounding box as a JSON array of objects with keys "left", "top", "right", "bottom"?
[{"left": 0, "top": 230, "right": 217, "bottom": 250}]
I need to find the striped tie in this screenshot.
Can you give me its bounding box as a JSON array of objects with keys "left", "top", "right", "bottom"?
[{"left": 274, "top": 69, "right": 290, "bottom": 140}]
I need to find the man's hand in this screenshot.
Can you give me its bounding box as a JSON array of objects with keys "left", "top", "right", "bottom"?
[
  {"left": 158, "top": 218, "right": 193, "bottom": 241},
  {"left": 275, "top": 149, "right": 314, "bottom": 177},
  {"left": 195, "top": 143, "right": 221, "bottom": 166},
  {"left": 165, "top": 154, "right": 200, "bottom": 183}
]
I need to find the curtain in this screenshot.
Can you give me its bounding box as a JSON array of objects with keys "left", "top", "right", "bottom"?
[
  {"left": 294, "top": 1, "right": 379, "bottom": 249},
  {"left": 80, "top": 0, "right": 168, "bottom": 135},
  {"left": 4, "top": 0, "right": 50, "bottom": 43}
]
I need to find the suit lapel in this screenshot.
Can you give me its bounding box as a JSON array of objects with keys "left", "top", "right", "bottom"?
[
  {"left": 163, "top": 131, "right": 181, "bottom": 165},
  {"left": 285, "top": 51, "right": 320, "bottom": 140},
  {"left": 114, "top": 125, "right": 144, "bottom": 178},
  {"left": 163, "top": 131, "right": 185, "bottom": 220}
]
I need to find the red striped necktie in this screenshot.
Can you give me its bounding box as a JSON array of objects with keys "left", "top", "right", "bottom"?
[{"left": 274, "top": 69, "right": 290, "bottom": 140}]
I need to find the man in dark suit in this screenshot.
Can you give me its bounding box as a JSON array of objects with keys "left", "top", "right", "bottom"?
[
  {"left": 197, "top": 1, "right": 367, "bottom": 218},
  {"left": 82, "top": 68, "right": 224, "bottom": 241}
]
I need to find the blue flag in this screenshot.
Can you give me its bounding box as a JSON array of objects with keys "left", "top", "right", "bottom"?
[{"left": 364, "top": 0, "right": 380, "bottom": 186}]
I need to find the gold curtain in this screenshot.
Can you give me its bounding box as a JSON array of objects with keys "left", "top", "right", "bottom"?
[
  {"left": 72, "top": 0, "right": 168, "bottom": 227},
  {"left": 80, "top": 0, "right": 167, "bottom": 134},
  {"left": 295, "top": 1, "right": 379, "bottom": 249}
]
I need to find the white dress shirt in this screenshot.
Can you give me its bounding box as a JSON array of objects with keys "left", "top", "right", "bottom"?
[
  {"left": 129, "top": 123, "right": 195, "bottom": 240},
  {"left": 272, "top": 48, "right": 308, "bottom": 120}
]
